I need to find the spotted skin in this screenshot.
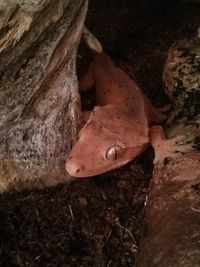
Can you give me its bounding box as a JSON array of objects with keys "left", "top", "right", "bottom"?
[{"left": 66, "top": 49, "right": 167, "bottom": 177}]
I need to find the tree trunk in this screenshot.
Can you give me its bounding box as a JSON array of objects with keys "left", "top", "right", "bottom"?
[
  {"left": 136, "top": 37, "right": 200, "bottom": 266},
  {"left": 0, "top": 0, "right": 88, "bottom": 192}
]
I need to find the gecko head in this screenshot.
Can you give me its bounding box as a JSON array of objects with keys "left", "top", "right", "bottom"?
[
  {"left": 66, "top": 105, "right": 149, "bottom": 177},
  {"left": 65, "top": 126, "right": 146, "bottom": 177}
]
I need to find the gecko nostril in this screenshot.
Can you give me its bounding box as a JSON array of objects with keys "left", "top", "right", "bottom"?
[
  {"left": 76, "top": 168, "right": 81, "bottom": 173},
  {"left": 66, "top": 161, "right": 85, "bottom": 176},
  {"left": 76, "top": 165, "right": 85, "bottom": 174}
]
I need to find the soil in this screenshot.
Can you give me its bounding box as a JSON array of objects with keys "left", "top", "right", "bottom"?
[{"left": 1, "top": 0, "right": 200, "bottom": 266}]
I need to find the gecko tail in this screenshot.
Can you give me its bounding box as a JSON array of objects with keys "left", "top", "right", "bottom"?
[{"left": 82, "top": 26, "right": 103, "bottom": 54}]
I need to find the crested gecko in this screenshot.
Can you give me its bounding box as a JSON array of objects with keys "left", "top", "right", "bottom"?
[{"left": 66, "top": 27, "right": 188, "bottom": 177}]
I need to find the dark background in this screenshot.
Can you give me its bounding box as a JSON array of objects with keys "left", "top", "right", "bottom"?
[{"left": 1, "top": 1, "right": 200, "bottom": 266}]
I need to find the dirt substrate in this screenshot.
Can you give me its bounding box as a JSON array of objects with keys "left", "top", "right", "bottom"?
[{"left": 1, "top": 0, "right": 200, "bottom": 266}]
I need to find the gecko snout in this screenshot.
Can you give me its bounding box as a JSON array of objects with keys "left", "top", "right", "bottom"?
[{"left": 66, "top": 158, "right": 85, "bottom": 177}]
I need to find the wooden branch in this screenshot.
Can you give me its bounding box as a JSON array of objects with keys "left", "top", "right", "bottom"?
[
  {"left": 0, "top": 0, "right": 88, "bottom": 192},
  {"left": 136, "top": 38, "right": 200, "bottom": 266}
]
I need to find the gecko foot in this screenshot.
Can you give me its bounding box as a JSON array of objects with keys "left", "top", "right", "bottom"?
[{"left": 150, "top": 126, "right": 193, "bottom": 167}]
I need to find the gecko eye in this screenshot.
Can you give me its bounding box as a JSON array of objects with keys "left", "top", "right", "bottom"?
[{"left": 105, "top": 145, "right": 124, "bottom": 160}]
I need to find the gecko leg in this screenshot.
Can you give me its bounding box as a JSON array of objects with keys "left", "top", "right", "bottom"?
[
  {"left": 78, "top": 63, "right": 94, "bottom": 125},
  {"left": 79, "top": 62, "right": 95, "bottom": 92},
  {"left": 150, "top": 126, "right": 193, "bottom": 167},
  {"left": 157, "top": 103, "right": 171, "bottom": 113},
  {"left": 82, "top": 110, "right": 91, "bottom": 124},
  {"left": 143, "top": 95, "right": 170, "bottom": 124},
  {"left": 78, "top": 111, "right": 92, "bottom": 138}
]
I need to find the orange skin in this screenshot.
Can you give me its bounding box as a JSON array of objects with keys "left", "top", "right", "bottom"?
[{"left": 66, "top": 52, "right": 167, "bottom": 177}]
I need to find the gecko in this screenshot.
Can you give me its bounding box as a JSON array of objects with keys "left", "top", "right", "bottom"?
[{"left": 66, "top": 27, "right": 188, "bottom": 177}]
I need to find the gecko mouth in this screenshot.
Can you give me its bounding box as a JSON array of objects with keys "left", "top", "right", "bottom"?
[{"left": 66, "top": 159, "right": 127, "bottom": 177}]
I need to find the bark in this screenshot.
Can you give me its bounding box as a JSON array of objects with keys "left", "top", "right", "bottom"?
[
  {"left": 0, "top": 0, "right": 88, "bottom": 192},
  {"left": 136, "top": 38, "right": 200, "bottom": 266}
]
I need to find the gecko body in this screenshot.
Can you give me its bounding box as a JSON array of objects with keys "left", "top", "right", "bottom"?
[{"left": 66, "top": 27, "right": 169, "bottom": 177}]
